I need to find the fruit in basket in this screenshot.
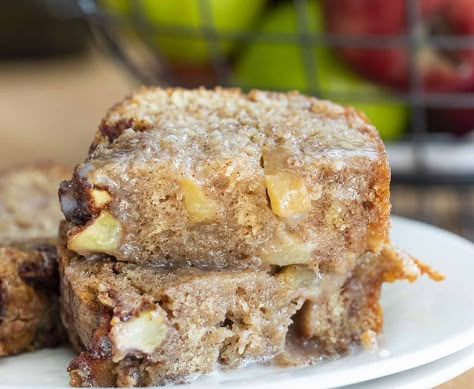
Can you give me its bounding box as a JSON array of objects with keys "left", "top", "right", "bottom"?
[
  {"left": 100, "top": 0, "right": 129, "bottom": 15},
  {"left": 135, "top": 0, "right": 267, "bottom": 64},
  {"left": 234, "top": 2, "right": 408, "bottom": 140},
  {"left": 428, "top": 99, "right": 474, "bottom": 135},
  {"left": 430, "top": 108, "right": 474, "bottom": 135},
  {"left": 324, "top": 0, "right": 474, "bottom": 92}
]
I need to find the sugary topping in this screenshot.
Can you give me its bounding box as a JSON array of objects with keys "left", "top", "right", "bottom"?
[{"left": 91, "top": 89, "right": 381, "bottom": 172}]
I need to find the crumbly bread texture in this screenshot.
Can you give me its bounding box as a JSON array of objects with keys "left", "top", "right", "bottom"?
[
  {"left": 0, "top": 242, "right": 64, "bottom": 356},
  {"left": 293, "top": 245, "right": 444, "bottom": 357},
  {"left": 59, "top": 226, "right": 308, "bottom": 386},
  {"left": 58, "top": 222, "right": 441, "bottom": 387},
  {"left": 0, "top": 165, "right": 67, "bottom": 240},
  {"left": 60, "top": 88, "right": 390, "bottom": 270},
  {"left": 0, "top": 166, "right": 68, "bottom": 356}
]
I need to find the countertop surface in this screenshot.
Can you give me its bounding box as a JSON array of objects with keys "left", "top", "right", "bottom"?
[
  {"left": 0, "top": 50, "right": 472, "bottom": 389},
  {"left": 0, "top": 51, "right": 136, "bottom": 170}
]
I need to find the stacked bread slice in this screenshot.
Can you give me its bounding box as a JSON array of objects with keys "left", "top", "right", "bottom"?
[
  {"left": 58, "top": 88, "right": 442, "bottom": 387},
  {"left": 0, "top": 166, "right": 68, "bottom": 356}
]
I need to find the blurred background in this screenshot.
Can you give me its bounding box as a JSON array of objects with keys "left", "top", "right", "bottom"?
[
  {"left": 0, "top": 0, "right": 472, "bottom": 239},
  {"left": 0, "top": 0, "right": 472, "bottom": 386}
]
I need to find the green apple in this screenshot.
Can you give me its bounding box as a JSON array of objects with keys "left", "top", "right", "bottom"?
[
  {"left": 100, "top": 0, "right": 130, "bottom": 16},
  {"left": 234, "top": 2, "right": 407, "bottom": 140},
  {"left": 136, "top": 0, "right": 267, "bottom": 65}
]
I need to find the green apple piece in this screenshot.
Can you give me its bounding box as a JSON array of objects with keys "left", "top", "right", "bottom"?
[
  {"left": 140, "top": 0, "right": 267, "bottom": 65},
  {"left": 234, "top": 2, "right": 407, "bottom": 140},
  {"left": 100, "top": 0, "right": 130, "bottom": 16},
  {"left": 317, "top": 51, "right": 407, "bottom": 140}
]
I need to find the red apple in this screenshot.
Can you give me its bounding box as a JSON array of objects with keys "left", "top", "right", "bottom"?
[
  {"left": 429, "top": 107, "right": 474, "bottom": 135},
  {"left": 324, "top": 0, "right": 474, "bottom": 92},
  {"left": 170, "top": 63, "right": 218, "bottom": 88},
  {"left": 428, "top": 91, "right": 474, "bottom": 136}
]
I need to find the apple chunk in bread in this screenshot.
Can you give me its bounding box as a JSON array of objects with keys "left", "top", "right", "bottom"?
[
  {"left": 180, "top": 178, "right": 218, "bottom": 223},
  {"left": 265, "top": 172, "right": 311, "bottom": 218},
  {"left": 68, "top": 211, "right": 122, "bottom": 255}
]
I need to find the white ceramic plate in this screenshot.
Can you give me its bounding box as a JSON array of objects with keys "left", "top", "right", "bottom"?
[
  {"left": 344, "top": 343, "right": 474, "bottom": 389},
  {"left": 1, "top": 216, "right": 473, "bottom": 389}
]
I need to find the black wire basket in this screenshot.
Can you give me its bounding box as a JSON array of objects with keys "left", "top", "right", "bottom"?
[{"left": 77, "top": 0, "right": 474, "bottom": 239}]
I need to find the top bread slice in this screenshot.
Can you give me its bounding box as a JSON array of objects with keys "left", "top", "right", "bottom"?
[
  {"left": 0, "top": 165, "right": 68, "bottom": 355},
  {"left": 60, "top": 88, "right": 390, "bottom": 270}
]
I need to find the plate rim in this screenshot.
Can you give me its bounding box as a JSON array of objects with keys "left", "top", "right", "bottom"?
[{"left": 343, "top": 343, "right": 474, "bottom": 389}]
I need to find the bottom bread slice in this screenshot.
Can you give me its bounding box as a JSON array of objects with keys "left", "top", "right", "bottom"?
[
  {"left": 59, "top": 224, "right": 441, "bottom": 387},
  {"left": 60, "top": 249, "right": 309, "bottom": 386},
  {"left": 0, "top": 242, "right": 65, "bottom": 356}
]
